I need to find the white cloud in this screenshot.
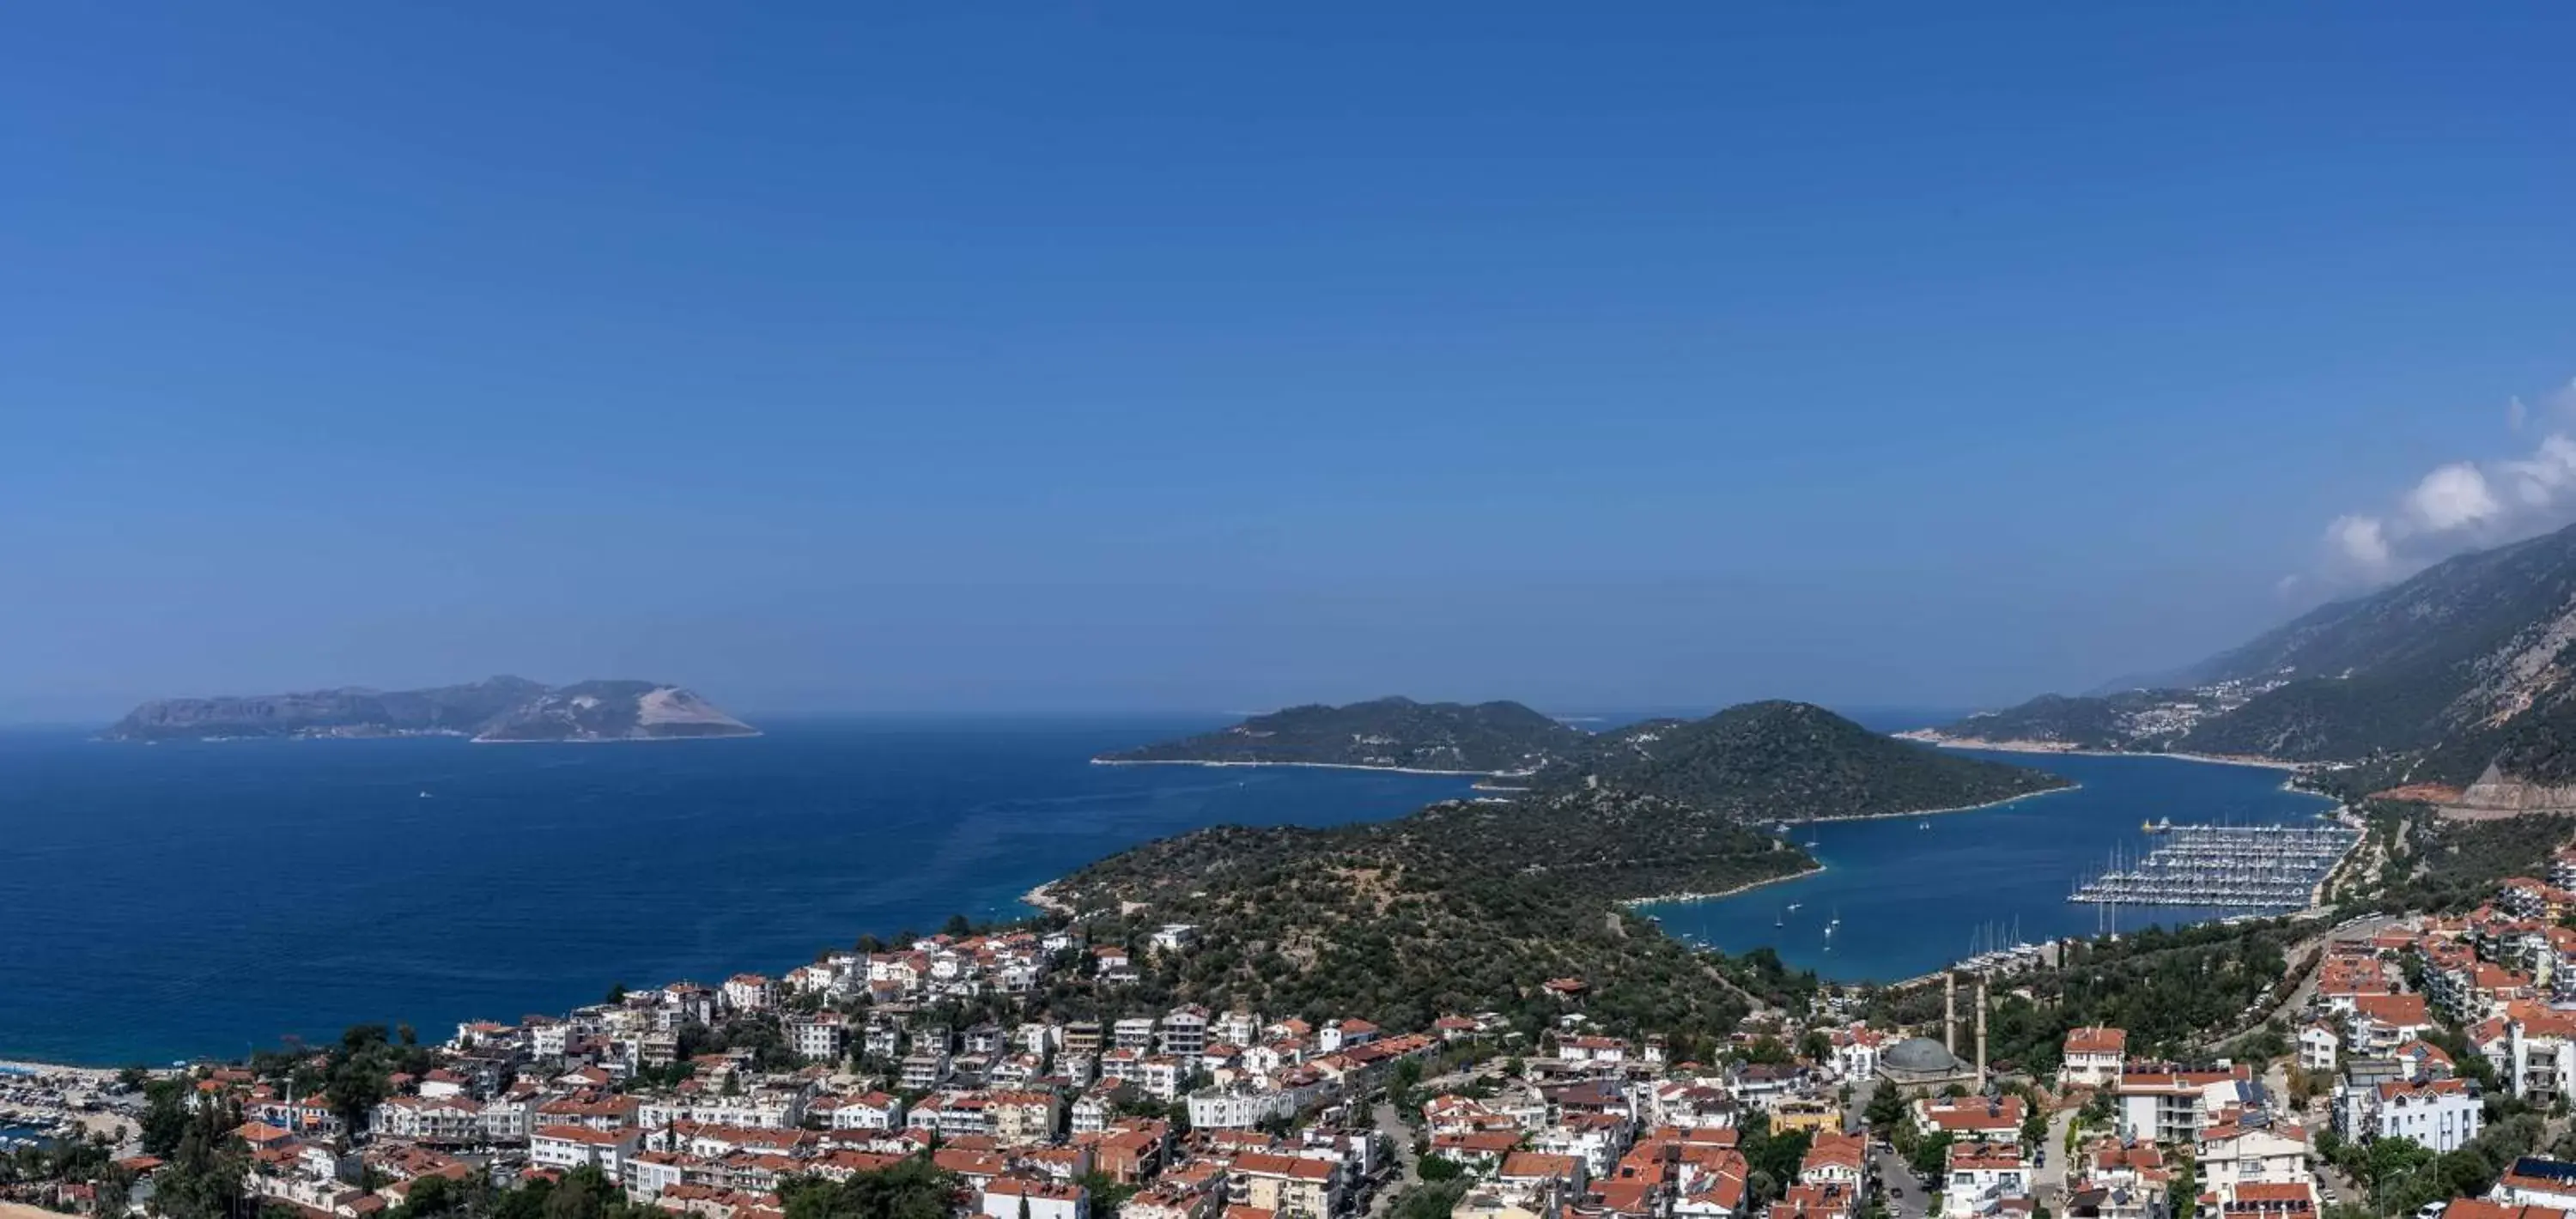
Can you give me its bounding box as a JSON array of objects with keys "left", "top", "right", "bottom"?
[
  {"left": 2309, "top": 373, "right": 2576, "bottom": 587},
  {"left": 2326, "top": 514, "right": 2393, "bottom": 578},
  {"left": 2402, "top": 462, "right": 2501, "bottom": 531},
  {"left": 2499, "top": 434, "right": 2576, "bottom": 507}
]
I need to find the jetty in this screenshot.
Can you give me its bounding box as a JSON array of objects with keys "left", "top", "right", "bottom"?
[{"left": 2069, "top": 823, "right": 2358, "bottom": 910}]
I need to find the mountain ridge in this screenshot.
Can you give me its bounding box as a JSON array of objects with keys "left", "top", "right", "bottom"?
[
  {"left": 1922, "top": 519, "right": 2576, "bottom": 796},
  {"left": 1097, "top": 695, "right": 1594, "bottom": 773},
  {"left": 1532, "top": 699, "right": 2072, "bottom": 820}
]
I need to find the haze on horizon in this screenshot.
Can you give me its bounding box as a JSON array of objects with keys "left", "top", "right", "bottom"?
[{"left": 6, "top": 4, "right": 2574, "bottom": 725}]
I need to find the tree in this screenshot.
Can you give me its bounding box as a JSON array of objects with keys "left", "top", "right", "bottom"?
[
  {"left": 393, "top": 1172, "right": 462, "bottom": 1219},
  {"left": 326, "top": 1053, "right": 389, "bottom": 1137},
  {"left": 1388, "top": 1182, "right": 1469, "bottom": 1219},
  {"left": 1864, "top": 1085, "right": 1906, "bottom": 1132},
  {"left": 1909, "top": 1132, "right": 1953, "bottom": 1180},
  {"left": 543, "top": 1165, "right": 635, "bottom": 1219},
  {"left": 942, "top": 913, "right": 975, "bottom": 938},
  {"left": 1072, "top": 1170, "right": 1138, "bottom": 1216}
]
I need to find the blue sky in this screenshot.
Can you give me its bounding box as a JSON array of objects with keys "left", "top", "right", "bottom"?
[{"left": 5, "top": 4, "right": 2574, "bottom": 722}]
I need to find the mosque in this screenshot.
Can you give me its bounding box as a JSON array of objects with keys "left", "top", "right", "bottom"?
[{"left": 1876, "top": 972, "right": 1991, "bottom": 1092}]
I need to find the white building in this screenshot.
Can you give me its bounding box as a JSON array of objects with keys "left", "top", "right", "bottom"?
[
  {"left": 787, "top": 1014, "right": 848, "bottom": 1063},
  {"left": 2299, "top": 1025, "right": 2340, "bottom": 1074},
  {"left": 1188, "top": 1088, "right": 1299, "bottom": 1131},
  {"left": 1115, "top": 1018, "right": 1159, "bottom": 1052},
  {"left": 2194, "top": 1121, "right": 2311, "bottom": 1197},
  {"left": 1160, "top": 1009, "right": 1210, "bottom": 1058},
  {"left": 2507, "top": 1011, "right": 2576, "bottom": 1101},
  {"left": 372, "top": 1096, "right": 485, "bottom": 1144},
  {"left": 983, "top": 1177, "right": 1089, "bottom": 1219},
  {"left": 2059, "top": 1028, "right": 2127, "bottom": 1090},
  {"left": 1942, "top": 1143, "right": 2027, "bottom": 1219},
  {"left": 2364, "top": 1078, "right": 2482, "bottom": 1153},
  {"left": 531, "top": 1125, "right": 637, "bottom": 1175},
  {"left": 902, "top": 1052, "right": 952, "bottom": 1091},
  {"left": 817, "top": 1091, "right": 904, "bottom": 1131}
]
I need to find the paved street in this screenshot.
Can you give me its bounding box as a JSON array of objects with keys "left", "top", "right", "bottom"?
[
  {"left": 2032, "top": 1105, "right": 2077, "bottom": 1208},
  {"left": 1849, "top": 1077, "right": 1926, "bottom": 1219},
  {"left": 1365, "top": 1097, "right": 1417, "bottom": 1219},
  {"left": 2192, "top": 913, "right": 2403, "bottom": 1054}
]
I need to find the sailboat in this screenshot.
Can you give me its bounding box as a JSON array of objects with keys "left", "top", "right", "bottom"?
[{"left": 1775, "top": 907, "right": 1786, "bottom": 928}]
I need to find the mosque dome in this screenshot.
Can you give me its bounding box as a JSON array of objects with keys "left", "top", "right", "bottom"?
[{"left": 1884, "top": 1036, "right": 1964, "bottom": 1074}]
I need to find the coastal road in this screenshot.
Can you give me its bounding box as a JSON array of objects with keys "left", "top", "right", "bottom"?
[{"left": 2190, "top": 913, "right": 2401, "bottom": 1054}]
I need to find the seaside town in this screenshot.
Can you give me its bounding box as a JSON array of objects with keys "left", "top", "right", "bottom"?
[{"left": 20, "top": 838, "right": 2576, "bottom": 1219}]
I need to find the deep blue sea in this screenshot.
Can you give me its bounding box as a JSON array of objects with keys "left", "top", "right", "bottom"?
[
  {"left": 0, "top": 719, "right": 1474, "bottom": 1066},
  {"left": 1636, "top": 749, "right": 2338, "bottom": 981},
  {"left": 0, "top": 715, "right": 2335, "bottom": 1065}
]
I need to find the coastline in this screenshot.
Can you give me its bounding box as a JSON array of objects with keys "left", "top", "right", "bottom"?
[
  {"left": 1794, "top": 780, "right": 2082, "bottom": 824},
  {"left": 0, "top": 1060, "right": 120, "bottom": 1081},
  {"left": 1897, "top": 731, "right": 2304, "bottom": 773},
  {"left": 1623, "top": 861, "right": 1825, "bottom": 907},
  {"left": 1021, "top": 882, "right": 1075, "bottom": 917},
  {"left": 1089, "top": 757, "right": 1504, "bottom": 778},
  {"left": 469, "top": 731, "right": 764, "bottom": 746}
]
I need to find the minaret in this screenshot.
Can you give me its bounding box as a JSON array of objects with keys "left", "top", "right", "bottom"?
[
  {"left": 1975, "top": 977, "right": 1990, "bottom": 1090},
  {"left": 1944, "top": 972, "right": 1957, "bottom": 1057}
]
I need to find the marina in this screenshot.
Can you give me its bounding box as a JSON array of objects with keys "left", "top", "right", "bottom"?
[
  {"left": 2069, "top": 822, "right": 2358, "bottom": 910},
  {"left": 1640, "top": 749, "right": 2339, "bottom": 981}
]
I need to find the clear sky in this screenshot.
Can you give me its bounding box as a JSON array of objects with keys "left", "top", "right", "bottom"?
[{"left": 6, "top": 4, "right": 2574, "bottom": 723}]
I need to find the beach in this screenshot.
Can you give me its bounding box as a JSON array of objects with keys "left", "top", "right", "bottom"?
[
  {"left": 1620, "top": 861, "right": 1825, "bottom": 907},
  {"left": 1801, "top": 782, "right": 2081, "bottom": 823}
]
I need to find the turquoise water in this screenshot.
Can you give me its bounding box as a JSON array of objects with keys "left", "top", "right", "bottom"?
[
  {"left": 0, "top": 719, "right": 1474, "bottom": 1066},
  {"left": 1636, "top": 749, "right": 2338, "bottom": 979}
]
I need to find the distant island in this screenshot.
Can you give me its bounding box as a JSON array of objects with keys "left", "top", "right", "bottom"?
[
  {"left": 102, "top": 676, "right": 758, "bottom": 743},
  {"left": 1096, "top": 695, "right": 1595, "bottom": 773}
]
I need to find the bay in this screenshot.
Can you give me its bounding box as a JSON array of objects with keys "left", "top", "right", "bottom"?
[
  {"left": 0, "top": 717, "right": 2339, "bottom": 1067},
  {"left": 0, "top": 719, "right": 1474, "bottom": 1066},
  {"left": 1634, "top": 749, "right": 2340, "bottom": 980}
]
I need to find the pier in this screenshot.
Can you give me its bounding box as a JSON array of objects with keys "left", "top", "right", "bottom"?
[{"left": 2069, "top": 823, "right": 2358, "bottom": 910}]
